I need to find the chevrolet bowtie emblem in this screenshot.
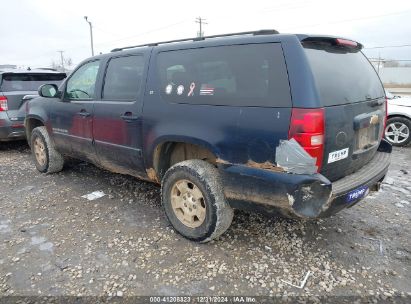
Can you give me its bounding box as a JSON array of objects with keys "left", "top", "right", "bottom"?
[{"left": 370, "top": 114, "right": 379, "bottom": 125}]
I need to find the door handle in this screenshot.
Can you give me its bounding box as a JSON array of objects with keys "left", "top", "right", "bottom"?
[
  {"left": 77, "top": 110, "right": 91, "bottom": 117},
  {"left": 120, "top": 112, "right": 139, "bottom": 121}
]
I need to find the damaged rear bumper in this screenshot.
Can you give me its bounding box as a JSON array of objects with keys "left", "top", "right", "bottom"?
[{"left": 219, "top": 140, "right": 391, "bottom": 219}]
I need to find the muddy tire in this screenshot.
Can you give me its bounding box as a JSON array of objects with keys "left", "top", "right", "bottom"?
[
  {"left": 30, "top": 126, "right": 64, "bottom": 173},
  {"left": 384, "top": 117, "right": 411, "bottom": 147},
  {"left": 161, "top": 159, "right": 234, "bottom": 243}
]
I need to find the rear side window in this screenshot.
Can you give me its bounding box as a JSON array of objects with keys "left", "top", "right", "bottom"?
[
  {"left": 103, "top": 55, "right": 145, "bottom": 101},
  {"left": 0, "top": 73, "right": 66, "bottom": 91},
  {"left": 156, "top": 43, "right": 291, "bottom": 107},
  {"left": 304, "top": 43, "right": 384, "bottom": 106}
]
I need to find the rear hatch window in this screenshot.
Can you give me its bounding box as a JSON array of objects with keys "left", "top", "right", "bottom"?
[
  {"left": 304, "top": 41, "right": 384, "bottom": 106},
  {"left": 0, "top": 73, "right": 66, "bottom": 92},
  {"left": 303, "top": 39, "right": 385, "bottom": 181}
]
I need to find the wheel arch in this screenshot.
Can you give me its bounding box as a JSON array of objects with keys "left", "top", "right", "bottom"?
[
  {"left": 146, "top": 137, "right": 222, "bottom": 183},
  {"left": 387, "top": 114, "right": 411, "bottom": 121},
  {"left": 24, "top": 115, "right": 45, "bottom": 146}
]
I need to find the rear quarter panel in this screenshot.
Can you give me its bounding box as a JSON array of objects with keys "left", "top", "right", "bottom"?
[{"left": 143, "top": 102, "right": 292, "bottom": 166}]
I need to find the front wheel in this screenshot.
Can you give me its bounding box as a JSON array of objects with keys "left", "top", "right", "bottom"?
[
  {"left": 30, "top": 126, "right": 64, "bottom": 173},
  {"left": 384, "top": 117, "right": 411, "bottom": 147},
  {"left": 161, "top": 159, "right": 234, "bottom": 243}
]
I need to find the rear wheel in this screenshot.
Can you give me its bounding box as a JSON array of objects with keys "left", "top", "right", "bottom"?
[
  {"left": 385, "top": 117, "right": 411, "bottom": 146},
  {"left": 161, "top": 159, "right": 233, "bottom": 243},
  {"left": 31, "top": 126, "right": 64, "bottom": 173}
]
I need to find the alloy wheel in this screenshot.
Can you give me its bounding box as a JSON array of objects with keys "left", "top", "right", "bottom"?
[
  {"left": 33, "top": 137, "right": 47, "bottom": 166},
  {"left": 170, "top": 179, "right": 206, "bottom": 228},
  {"left": 385, "top": 122, "right": 410, "bottom": 144}
]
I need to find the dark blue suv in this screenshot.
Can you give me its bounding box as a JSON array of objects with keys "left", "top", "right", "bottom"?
[{"left": 25, "top": 30, "right": 391, "bottom": 242}]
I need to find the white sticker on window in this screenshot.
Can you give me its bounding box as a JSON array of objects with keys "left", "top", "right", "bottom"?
[
  {"left": 165, "top": 84, "right": 173, "bottom": 95},
  {"left": 328, "top": 148, "right": 349, "bottom": 164},
  {"left": 177, "top": 85, "right": 184, "bottom": 95}
]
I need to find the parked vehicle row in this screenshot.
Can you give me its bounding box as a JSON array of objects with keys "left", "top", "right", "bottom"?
[{"left": 22, "top": 31, "right": 391, "bottom": 242}]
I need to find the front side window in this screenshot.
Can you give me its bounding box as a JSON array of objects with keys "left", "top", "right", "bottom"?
[
  {"left": 66, "top": 61, "right": 100, "bottom": 100},
  {"left": 102, "top": 55, "right": 145, "bottom": 101},
  {"left": 156, "top": 43, "right": 291, "bottom": 107}
]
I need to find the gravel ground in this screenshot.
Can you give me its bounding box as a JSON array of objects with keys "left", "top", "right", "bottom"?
[{"left": 0, "top": 141, "right": 410, "bottom": 300}]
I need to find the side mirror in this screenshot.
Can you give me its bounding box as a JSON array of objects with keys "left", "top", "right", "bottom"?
[{"left": 38, "top": 84, "right": 58, "bottom": 98}]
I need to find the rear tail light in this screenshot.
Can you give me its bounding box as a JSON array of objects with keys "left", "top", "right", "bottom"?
[
  {"left": 288, "top": 108, "right": 325, "bottom": 172},
  {"left": 0, "top": 96, "right": 8, "bottom": 111}
]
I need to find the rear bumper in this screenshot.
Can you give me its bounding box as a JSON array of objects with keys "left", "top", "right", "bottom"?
[
  {"left": 220, "top": 140, "right": 391, "bottom": 219},
  {"left": 0, "top": 113, "right": 26, "bottom": 141}
]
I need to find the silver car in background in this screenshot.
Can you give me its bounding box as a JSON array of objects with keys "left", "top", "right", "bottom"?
[{"left": 0, "top": 69, "right": 66, "bottom": 141}]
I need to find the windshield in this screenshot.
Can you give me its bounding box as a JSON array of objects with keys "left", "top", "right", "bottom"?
[
  {"left": 304, "top": 42, "right": 385, "bottom": 106},
  {"left": 0, "top": 73, "right": 66, "bottom": 92}
]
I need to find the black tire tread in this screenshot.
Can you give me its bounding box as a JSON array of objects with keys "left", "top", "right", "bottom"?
[
  {"left": 161, "top": 159, "right": 233, "bottom": 243},
  {"left": 31, "top": 126, "right": 64, "bottom": 173}
]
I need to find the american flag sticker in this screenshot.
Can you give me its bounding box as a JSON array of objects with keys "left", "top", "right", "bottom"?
[{"left": 199, "top": 84, "right": 214, "bottom": 96}]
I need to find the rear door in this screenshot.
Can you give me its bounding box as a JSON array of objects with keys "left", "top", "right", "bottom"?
[
  {"left": 93, "top": 54, "right": 148, "bottom": 176},
  {"left": 303, "top": 39, "right": 385, "bottom": 181}
]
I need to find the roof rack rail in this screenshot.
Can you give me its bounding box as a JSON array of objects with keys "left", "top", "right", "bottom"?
[{"left": 111, "top": 29, "right": 279, "bottom": 52}]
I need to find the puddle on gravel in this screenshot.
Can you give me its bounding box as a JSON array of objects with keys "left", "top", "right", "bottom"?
[
  {"left": 39, "top": 242, "right": 54, "bottom": 252},
  {"left": 0, "top": 224, "right": 11, "bottom": 233},
  {"left": 0, "top": 220, "right": 11, "bottom": 234},
  {"left": 31, "top": 236, "right": 46, "bottom": 245},
  {"left": 30, "top": 236, "right": 54, "bottom": 252},
  {"left": 17, "top": 185, "right": 35, "bottom": 192},
  {"left": 17, "top": 247, "right": 29, "bottom": 255}
]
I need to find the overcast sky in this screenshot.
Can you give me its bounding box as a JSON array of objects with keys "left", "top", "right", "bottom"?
[{"left": 1, "top": 0, "right": 411, "bottom": 68}]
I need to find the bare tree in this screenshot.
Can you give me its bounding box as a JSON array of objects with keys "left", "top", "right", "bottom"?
[
  {"left": 50, "top": 60, "right": 60, "bottom": 71},
  {"left": 50, "top": 57, "right": 73, "bottom": 71},
  {"left": 64, "top": 57, "right": 73, "bottom": 69}
]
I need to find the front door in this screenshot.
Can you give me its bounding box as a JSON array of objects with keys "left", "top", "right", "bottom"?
[
  {"left": 93, "top": 54, "right": 147, "bottom": 176},
  {"left": 49, "top": 60, "right": 101, "bottom": 161}
]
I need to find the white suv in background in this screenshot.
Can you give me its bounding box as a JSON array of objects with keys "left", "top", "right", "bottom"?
[{"left": 385, "top": 90, "right": 411, "bottom": 146}]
